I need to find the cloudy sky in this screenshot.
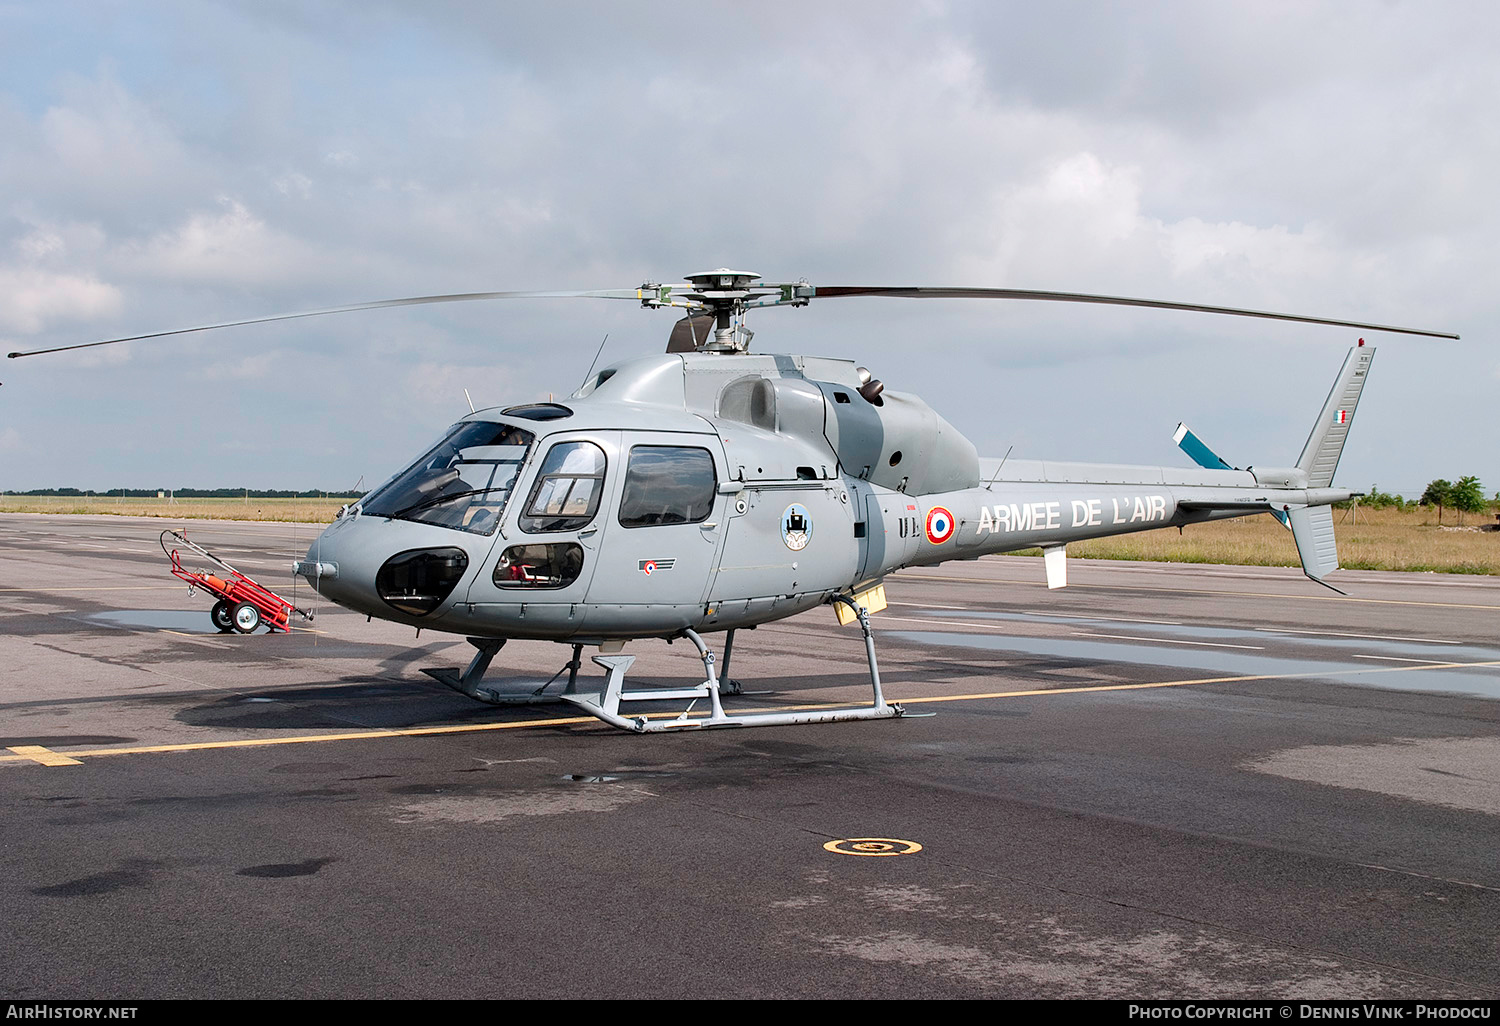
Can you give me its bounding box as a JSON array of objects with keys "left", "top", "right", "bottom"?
[{"left": 1, "top": 1, "right": 1493, "bottom": 497}]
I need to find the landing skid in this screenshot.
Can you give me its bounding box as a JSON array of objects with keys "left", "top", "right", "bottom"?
[
  {"left": 421, "top": 598, "right": 905, "bottom": 732},
  {"left": 422, "top": 638, "right": 584, "bottom": 704}
]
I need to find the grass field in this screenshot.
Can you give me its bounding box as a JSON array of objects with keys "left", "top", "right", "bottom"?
[
  {"left": 1058, "top": 505, "right": 1500, "bottom": 575},
  {"left": 3, "top": 496, "right": 1497, "bottom": 574},
  {"left": 0, "top": 495, "right": 351, "bottom": 523}
]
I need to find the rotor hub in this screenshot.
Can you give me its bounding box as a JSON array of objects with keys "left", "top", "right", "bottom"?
[{"left": 639, "top": 269, "right": 814, "bottom": 353}]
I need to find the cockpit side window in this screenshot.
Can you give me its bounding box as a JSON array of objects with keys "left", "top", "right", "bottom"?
[
  {"left": 361, "top": 421, "right": 535, "bottom": 535},
  {"left": 617, "top": 445, "right": 716, "bottom": 528},
  {"left": 519, "top": 440, "right": 607, "bottom": 533}
]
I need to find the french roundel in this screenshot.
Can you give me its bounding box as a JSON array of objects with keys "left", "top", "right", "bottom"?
[{"left": 925, "top": 506, "right": 955, "bottom": 544}]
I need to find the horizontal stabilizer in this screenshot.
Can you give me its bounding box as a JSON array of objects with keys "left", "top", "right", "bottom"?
[
  {"left": 1287, "top": 505, "right": 1343, "bottom": 593},
  {"left": 1177, "top": 499, "right": 1273, "bottom": 512},
  {"left": 1173, "top": 423, "right": 1235, "bottom": 471}
]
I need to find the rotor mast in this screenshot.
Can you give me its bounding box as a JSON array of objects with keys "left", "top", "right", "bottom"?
[{"left": 638, "top": 269, "right": 814, "bottom": 353}]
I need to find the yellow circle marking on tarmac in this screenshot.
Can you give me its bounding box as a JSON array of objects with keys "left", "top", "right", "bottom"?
[{"left": 824, "top": 837, "right": 923, "bottom": 857}]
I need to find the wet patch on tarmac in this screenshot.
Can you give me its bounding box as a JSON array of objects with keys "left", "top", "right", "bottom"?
[
  {"left": 238, "top": 858, "right": 338, "bottom": 878},
  {"left": 32, "top": 863, "right": 158, "bottom": 898},
  {"left": 889, "top": 624, "right": 1500, "bottom": 701},
  {"left": 175, "top": 682, "right": 464, "bottom": 730},
  {"left": 84, "top": 610, "right": 228, "bottom": 634},
  {"left": 0, "top": 735, "right": 135, "bottom": 747}
]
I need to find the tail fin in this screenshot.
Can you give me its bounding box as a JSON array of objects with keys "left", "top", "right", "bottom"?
[
  {"left": 1172, "top": 344, "right": 1370, "bottom": 592},
  {"left": 1298, "top": 342, "right": 1375, "bottom": 488},
  {"left": 1286, "top": 342, "right": 1373, "bottom": 594}
]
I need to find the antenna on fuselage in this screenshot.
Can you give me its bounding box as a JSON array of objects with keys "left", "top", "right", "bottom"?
[
  {"left": 580, "top": 333, "right": 610, "bottom": 388},
  {"left": 984, "top": 446, "right": 1014, "bottom": 491}
]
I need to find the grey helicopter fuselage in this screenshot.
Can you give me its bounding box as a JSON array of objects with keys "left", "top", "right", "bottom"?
[
  {"left": 296, "top": 347, "right": 1349, "bottom": 641},
  {"left": 7, "top": 266, "right": 1432, "bottom": 731}
]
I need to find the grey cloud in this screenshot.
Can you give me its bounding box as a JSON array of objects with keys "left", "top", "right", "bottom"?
[{"left": 0, "top": 1, "right": 1490, "bottom": 495}]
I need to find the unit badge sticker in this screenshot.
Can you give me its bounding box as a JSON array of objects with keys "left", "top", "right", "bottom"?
[
  {"left": 925, "top": 505, "right": 955, "bottom": 544},
  {"left": 638, "top": 558, "right": 676, "bottom": 575},
  {"left": 781, "top": 503, "right": 812, "bottom": 551}
]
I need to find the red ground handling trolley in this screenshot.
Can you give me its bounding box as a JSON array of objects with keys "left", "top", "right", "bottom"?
[{"left": 160, "top": 529, "right": 314, "bottom": 634}]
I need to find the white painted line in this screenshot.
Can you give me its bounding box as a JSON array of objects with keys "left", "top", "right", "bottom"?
[
  {"left": 885, "top": 601, "right": 979, "bottom": 611},
  {"left": 1255, "top": 627, "right": 1460, "bottom": 645},
  {"left": 877, "top": 614, "right": 1029, "bottom": 633},
  {"left": 1072, "top": 632, "right": 1265, "bottom": 651},
  {"left": 1029, "top": 611, "right": 1184, "bottom": 626},
  {"left": 1349, "top": 654, "right": 1457, "bottom": 664},
  {"left": 884, "top": 602, "right": 1183, "bottom": 626}
]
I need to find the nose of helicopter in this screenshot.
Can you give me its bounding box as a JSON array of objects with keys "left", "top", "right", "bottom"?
[
  {"left": 293, "top": 514, "right": 386, "bottom": 617},
  {"left": 295, "top": 512, "right": 482, "bottom": 623}
]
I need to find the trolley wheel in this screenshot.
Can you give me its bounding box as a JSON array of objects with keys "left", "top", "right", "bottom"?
[
  {"left": 231, "top": 601, "right": 263, "bottom": 634},
  {"left": 211, "top": 600, "right": 235, "bottom": 633}
]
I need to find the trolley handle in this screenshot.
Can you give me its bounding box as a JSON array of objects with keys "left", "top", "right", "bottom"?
[{"left": 161, "top": 528, "right": 245, "bottom": 578}]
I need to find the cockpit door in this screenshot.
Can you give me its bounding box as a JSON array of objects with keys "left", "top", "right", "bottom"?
[
  {"left": 580, "top": 434, "right": 728, "bottom": 634},
  {"left": 460, "top": 432, "right": 621, "bottom": 634}
]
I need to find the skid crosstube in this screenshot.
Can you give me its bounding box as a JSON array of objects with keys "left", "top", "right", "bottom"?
[{"left": 425, "top": 596, "right": 905, "bottom": 732}]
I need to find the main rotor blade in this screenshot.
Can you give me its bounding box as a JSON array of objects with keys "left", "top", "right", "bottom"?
[
  {"left": 811, "top": 286, "right": 1459, "bottom": 340},
  {"left": 5, "top": 288, "right": 644, "bottom": 359}
]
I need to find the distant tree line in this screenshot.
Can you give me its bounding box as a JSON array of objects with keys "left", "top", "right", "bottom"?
[
  {"left": 1419, "top": 476, "right": 1490, "bottom": 525},
  {"left": 1356, "top": 485, "right": 1410, "bottom": 510},
  {"left": 1323, "top": 478, "right": 1496, "bottom": 525},
  {"left": 4, "top": 488, "right": 362, "bottom": 498}
]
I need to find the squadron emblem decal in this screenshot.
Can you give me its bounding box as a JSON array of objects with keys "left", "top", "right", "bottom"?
[
  {"left": 925, "top": 505, "right": 955, "bottom": 544},
  {"left": 638, "top": 558, "right": 676, "bottom": 575},
  {"left": 781, "top": 503, "right": 812, "bottom": 551}
]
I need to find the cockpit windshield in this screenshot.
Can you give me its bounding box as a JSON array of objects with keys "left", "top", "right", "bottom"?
[{"left": 362, "top": 421, "right": 535, "bottom": 535}]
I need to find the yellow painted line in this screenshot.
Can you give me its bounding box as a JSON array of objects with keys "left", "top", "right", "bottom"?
[
  {"left": 891, "top": 658, "right": 1500, "bottom": 706},
  {"left": 7, "top": 745, "right": 83, "bottom": 767},
  {"left": 0, "top": 714, "right": 602, "bottom": 763},
  {"left": 3, "top": 659, "right": 1496, "bottom": 767}
]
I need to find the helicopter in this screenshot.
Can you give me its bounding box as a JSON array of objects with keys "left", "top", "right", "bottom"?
[{"left": 8, "top": 269, "right": 1458, "bottom": 732}]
